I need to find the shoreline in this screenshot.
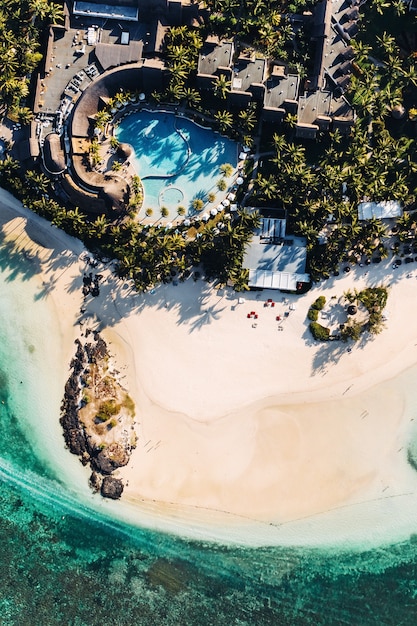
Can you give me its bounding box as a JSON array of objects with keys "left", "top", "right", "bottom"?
[{"left": 2, "top": 187, "right": 417, "bottom": 547}]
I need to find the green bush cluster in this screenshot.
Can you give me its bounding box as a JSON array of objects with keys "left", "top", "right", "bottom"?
[
  {"left": 307, "top": 295, "right": 325, "bottom": 323},
  {"left": 96, "top": 399, "right": 120, "bottom": 422},
  {"left": 309, "top": 322, "right": 330, "bottom": 341},
  {"left": 311, "top": 296, "right": 326, "bottom": 310}
]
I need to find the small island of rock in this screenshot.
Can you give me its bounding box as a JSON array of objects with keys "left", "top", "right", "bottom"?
[{"left": 60, "top": 329, "right": 136, "bottom": 499}]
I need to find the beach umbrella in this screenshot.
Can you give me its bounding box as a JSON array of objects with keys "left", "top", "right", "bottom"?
[
  {"left": 347, "top": 305, "right": 357, "bottom": 315},
  {"left": 228, "top": 193, "right": 236, "bottom": 201},
  {"left": 210, "top": 208, "right": 218, "bottom": 216},
  {"left": 202, "top": 213, "right": 209, "bottom": 222},
  {"left": 236, "top": 177, "right": 244, "bottom": 185},
  {"left": 230, "top": 204, "right": 238, "bottom": 212},
  {"left": 222, "top": 198, "right": 230, "bottom": 207},
  {"left": 139, "top": 93, "right": 146, "bottom": 101},
  {"left": 183, "top": 218, "right": 191, "bottom": 227}
]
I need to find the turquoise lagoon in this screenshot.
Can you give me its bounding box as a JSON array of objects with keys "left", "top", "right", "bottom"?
[
  {"left": 2, "top": 238, "right": 417, "bottom": 623},
  {"left": 115, "top": 111, "right": 238, "bottom": 219}
]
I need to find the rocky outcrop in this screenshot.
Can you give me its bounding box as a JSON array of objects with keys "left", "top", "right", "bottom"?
[
  {"left": 101, "top": 476, "right": 124, "bottom": 499},
  {"left": 60, "top": 331, "right": 136, "bottom": 499}
]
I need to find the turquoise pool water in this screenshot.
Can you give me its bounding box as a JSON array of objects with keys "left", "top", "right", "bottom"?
[{"left": 115, "top": 111, "right": 238, "bottom": 219}]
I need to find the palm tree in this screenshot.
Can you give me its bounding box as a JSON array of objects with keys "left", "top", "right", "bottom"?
[
  {"left": 214, "top": 109, "right": 233, "bottom": 133},
  {"left": 46, "top": 2, "right": 64, "bottom": 24},
  {"left": 25, "top": 170, "right": 50, "bottom": 196},
  {"left": 238, "top": 107, "right": 257, "bottom": 132},
  {"left": 284, "top": 113, "right": 297, "bottom": 129},
  {"left": 182, "top": 87, "right": 201, "bottom": 108},
  {"left": 214, "top": 74, "right": 231, "bottom": 100},
  {"left": 165, "top": 82, "right": 183, "bottom": 103},
  {"left": 377, "top": 32, "right": 398, "bottom": 57},
  {"left": 90, "top": 214, "right": 109, "bottom": 240},
  {"left": 168, "top": 45, "right": 190, "bottom": 65},
  {"left": 15, "top": 106, "right": 33, "bottom": 125},
  {"left": 169, "top": 63, "right": 188, "bottom": 84}
]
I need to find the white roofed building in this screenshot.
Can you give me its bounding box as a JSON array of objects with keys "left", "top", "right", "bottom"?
[
  {"left": 358, "top": 201, "right": 403, "bottom": 220},
  {"left": 243, "top": 214, "right": 310, "bottom": 292}
]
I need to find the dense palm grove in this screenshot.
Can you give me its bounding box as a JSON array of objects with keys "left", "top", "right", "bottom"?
[
  {"left": 254, "top": 1, "right": 417, "bottom": 280},
  {"left": 1, "top": 0, "right": 417, "bottom": 290},
  {"left": 0, "top": 0, "right": 63, "bottom": 123},
  {"left": 0, "top": 156, "right": 260, "bottom": 289}
]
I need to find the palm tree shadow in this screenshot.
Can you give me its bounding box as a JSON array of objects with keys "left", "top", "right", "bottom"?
[
  {"left": 310, "top": 339, "right": 349, "bottom": 375},
  {"left": 187, "top": 303, "right": 227, "bottom": 331},
  {"left": 0, "top": 234, "right": 43, "bottom": 282}
]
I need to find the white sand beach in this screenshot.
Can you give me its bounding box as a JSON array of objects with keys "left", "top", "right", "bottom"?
[{"left": 2, "top": 187, "right": 417, "bottom": 546}]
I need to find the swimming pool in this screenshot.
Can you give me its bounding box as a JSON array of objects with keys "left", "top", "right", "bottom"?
[{"left": 115, "top": 110, "right": 238, "bottom": 220}]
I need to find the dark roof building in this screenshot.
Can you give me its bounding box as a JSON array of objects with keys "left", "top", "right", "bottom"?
[
  {"left": 263, "top": 66, "right": 299, "bottom": 123},
  {"left": 197, "top": 39, "right": 234, "bottom": 89},
  {"left": 296, "top": 90, "right": 354, "bottom": 139},
  {"left": 94, "top": 41, "right": 143, "bottom": 71},
  {"left": 43, "top": 133, "right": 67, "bottom": 175},
  {"left": 229, "top": 52, "right": 266, "bottom": 106}
]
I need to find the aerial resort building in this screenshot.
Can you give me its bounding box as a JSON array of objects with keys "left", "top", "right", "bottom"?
[
  {"left": 243, "top": 210, "right": 310, "bottom": 293},
  {"left": 358, "top": 201, "right": 403, "bottom": 221}
]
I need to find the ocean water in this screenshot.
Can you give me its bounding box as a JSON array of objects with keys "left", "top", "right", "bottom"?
[{"left": 2, "top": 239, "right": 417, "bottom": 624}]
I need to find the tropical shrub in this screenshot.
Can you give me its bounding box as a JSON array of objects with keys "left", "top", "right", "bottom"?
[
  {"left": 96, "top": 399, "right": 120, "bottom": 422},
  {"left": 311, "top": 296, "right": 326, "bottom": 310},
  {"left": 309, "top": 322, "right": 330, "bottom": 341},
  {"left": 307, "top": 308, "right": 319, "bottom": 321}
]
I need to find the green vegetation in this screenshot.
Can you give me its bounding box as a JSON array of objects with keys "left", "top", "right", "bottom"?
[
  {"left": 307, "top": 308, "right": 318, "bottom": 321},
  {"left": 309, "top": 322, "right": 330, "bottom": 342},
  {"left": 96, "top": 399, "right": 120, "bottom": 423},
  {"left": 343, "top": 286, "right": 388, "bottom": 338},
  {"left": 0, "top": 0, "right": 63, "bottom": 119},
  {"left": 340, "top": 320, "right": 362, "bottom": 343},
  {"left": 1, "top": 0, "right": 417, "bottom": 302},
  {"left": 307, "top": 295, "right": 325, "bottom": 321},
  {"left": 0, "top": 156, "right": 259, "bottom": 292},
  {"left": 192, "top": 198, "right": 204, "bottom": 211},
  {"left": 220, "top": 163, "right": 234, "bottom": 178},
  {"left": 110, "top": 137, "right": 120, "bottom": 150},
  {"left": 308, "top": 287, "right": 388, "bottom": 342},
  {"left": 311, "top": 296, "right": 326, "bottom": 311}
]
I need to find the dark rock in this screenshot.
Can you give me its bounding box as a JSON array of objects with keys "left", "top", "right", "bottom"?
[
  {"left": 101, "top": 476, "right": 124, "bottom": 499},
  {"left": 92, "top": 450, "right": 115, "bottom": 475},
  {"left": 92, "top": 443, "right": 130, "bottom": 474},
  {"left": 89, "top": 471, "right": 102, "bottom": 492}
]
